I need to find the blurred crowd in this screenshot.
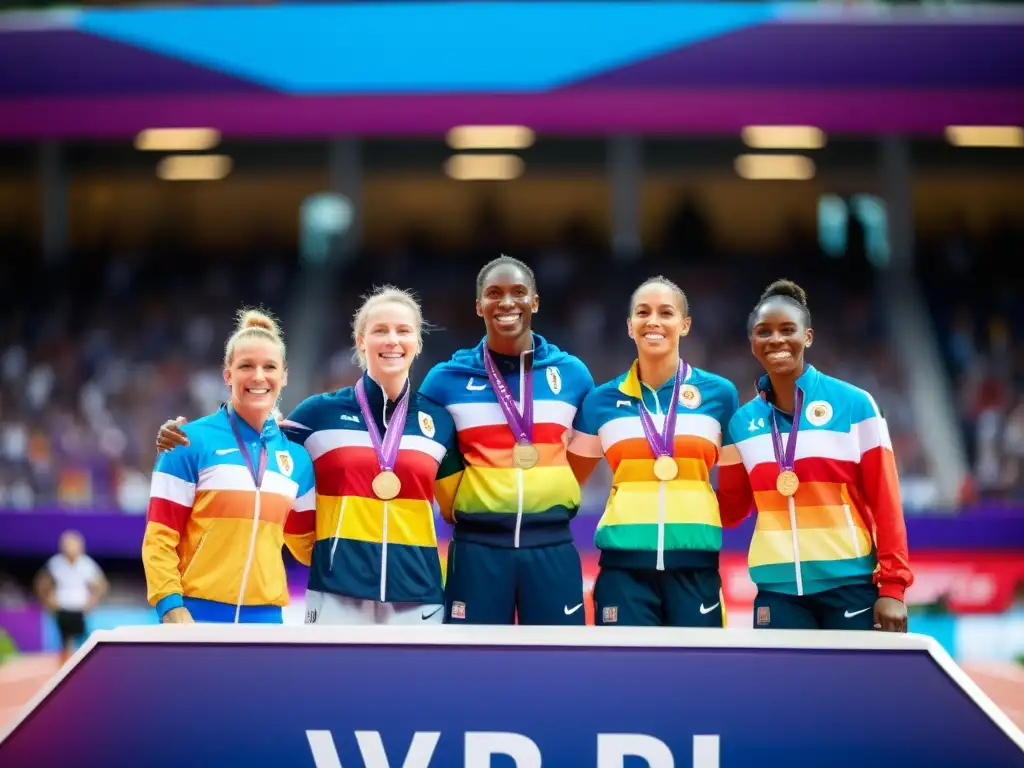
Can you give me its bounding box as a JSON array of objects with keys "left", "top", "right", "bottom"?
[{"left": 5, "top": 208, "right": 1010, "bottom": 516}]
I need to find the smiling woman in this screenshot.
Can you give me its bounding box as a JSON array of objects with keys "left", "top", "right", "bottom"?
[
  {"left": 142, "top": 308, "right": 317, "bottom": 625},
  {"left": 718, "top": 279, "right": 914, "bottom": 634},
  {"left": 567, "top": 276, "right": 739, "bottom": 628}
]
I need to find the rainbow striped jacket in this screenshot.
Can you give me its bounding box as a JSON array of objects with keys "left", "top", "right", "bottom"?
[
  {"left": 718, "top": 365, "right": 913, "bottom": 601},
  {"left": 281, "top": 374, "right": 460, "bottom": 605},
  {"left": 142, "top": 405, "right": 316, "bottom": 619},
  {"left": 420, "top": 334, "right": 594, "bottom": 548},
  {"left": 569, "top": 361, "right": 739, "bottom": 570}
]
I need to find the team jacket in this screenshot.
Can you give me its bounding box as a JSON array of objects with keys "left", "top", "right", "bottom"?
[
  {"left": 718, "top": 364, "right": 913, "bottom": 601},
  {"left": 142, "top": 405, "right": 316, "bottom": 619},
  {"left": 280, "top": 374, "right": 460, "bottom": 605},
  {"left": 569, "top": 361, "right": 739, "bottom": 570},
  {"left": 420, "top": 334, "right": 595, "bottom": 548}
]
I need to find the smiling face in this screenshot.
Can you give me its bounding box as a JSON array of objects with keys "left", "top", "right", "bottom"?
[
  {"left": 357, "top": 300, "right": 420, "bottom": 380},
  {"left": 627, "top": 282, "right": 691, "bottom": 360},
  {"left": 223, "top": 337, "right": 287, "bottom": 417},
  {"left": 749, "top": 297, "right": 813, "bottom": 377},
  {"left": 476, "top": 263, "right": 539, "bottom": 344}
]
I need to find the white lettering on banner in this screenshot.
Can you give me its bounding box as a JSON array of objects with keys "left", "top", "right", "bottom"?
[
  {"left": 307, "top": 730, "right": 721, "bottom": 768},
  {"left": 465, "top": 732, "right": 541, "bottom": 767},
  {"left": 597, "top": 734, "right": 720, "bottom": 768}
]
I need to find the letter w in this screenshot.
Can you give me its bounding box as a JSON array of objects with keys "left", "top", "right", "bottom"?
[{"left": 307, "top": 730, "right": 441, "bottom": 768}]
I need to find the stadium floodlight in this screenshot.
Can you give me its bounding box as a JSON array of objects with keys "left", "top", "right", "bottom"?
[
  {"left": 944, "top": 126, "right": 1023, "bottom": 148},
  {"left": 444, "top": 153, "right": 524, "bottom": 181},
  {"left": 445, "top": 125, "right": 535, "bottom": 150},
  {"left": 741, "top": 126, "right": 826, "bottom": 150},
  {"left": 156, "top": 154, "right": 232, "bottom": 181},
  {"left": 135, "top": 127, "right": 221, "bottom": 152},
  {"left": 734, "top": 154, "right": 815, "bottom": 181}
]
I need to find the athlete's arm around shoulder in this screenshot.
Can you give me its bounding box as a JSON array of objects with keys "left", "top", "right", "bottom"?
[
  {"left": 418, "top": 362, "right": 454, "bottom": 410},
  {"left": 715, "top": 382, "right": 756, "bottom": 528},
  {"left": 143, "top": 424, "right": 202, "bottom": 622},
  {"left": 566, "top": 369, "right": 604, "bottom": 487},
  {"left": 279, "top": 393, "right": 326, "bottom": 446},
  {"left": 282, "top": 440, "right": 317, "bottom": 566}
]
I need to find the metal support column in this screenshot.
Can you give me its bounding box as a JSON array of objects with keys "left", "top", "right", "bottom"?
[
  {"left": 40, "top": 141, "right": 68, "bottom": 266},
  {"left": 608, "top": 136, "right": 642, "bottom": 262}
]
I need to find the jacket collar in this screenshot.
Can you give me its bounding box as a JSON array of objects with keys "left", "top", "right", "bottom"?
[
  {"left": 755, "top": 364, "right": 820, "bottom": 408},
  {"left": 618, "top": 359, "right": 692, "bottom": 399},
  {"left": 360, "top": 372, "right": 410, "bottom": 424},
  {"left": 222, "top": 402, "right": 281, "bottom": 441}
]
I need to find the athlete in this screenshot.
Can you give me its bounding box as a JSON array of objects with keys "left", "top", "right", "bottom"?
[
  {"left": 717, "top": 279, "right": 912, "bottom": 632},
  {"left": 155, "top": 288, "right": 460, "bottom": 625},
  {"left": 143, "top": 310, "right": 316, "bottom": 624},
  {"left": 567, "top": 277, "right": 737, "bottom": 627},
  {"left": 420, "top": 256, "right": 594, "bottom": 625}
]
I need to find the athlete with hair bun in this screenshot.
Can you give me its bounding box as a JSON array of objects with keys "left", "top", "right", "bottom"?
[
  {"left": 718, "top": 279, "right": 913, "bottom": 632},
  {"left": 143, "top": 308, "right": 316, "bottom": 624},
  {"left": 568, "top": 276, "right": 738, "bottom": 627},
  {"left": 154, "top": 288, "right": 461, "bottom": 625}
]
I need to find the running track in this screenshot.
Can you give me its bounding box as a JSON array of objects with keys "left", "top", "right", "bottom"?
[{"left": 2, "top": 653, "right": 1023, "bottom": 734}]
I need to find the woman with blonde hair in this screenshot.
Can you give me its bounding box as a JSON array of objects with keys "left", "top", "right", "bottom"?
[
  {"left": 143, "top": 309, "right": 316, "bottom": 624},
  {"left": 155, "top": 287, "right": 461, "bottom": 625}
]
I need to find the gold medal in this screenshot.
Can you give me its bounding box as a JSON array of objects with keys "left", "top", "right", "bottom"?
[
  {"left": 372, "top": 470, "right": 401, "bottom": 500},
  {"left": 512, "top": 441, "right": 539, "bottom": 470},
  {"left": 653, "top": 455, "right": 678, "bottom": 481},
  {"left": 776, "top": 470, "right": 799, "bottom": 497}
]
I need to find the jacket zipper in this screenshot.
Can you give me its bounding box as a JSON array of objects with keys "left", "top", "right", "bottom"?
[
  {"left": 840, "top": 485, "right": 862, "bottom": 558},
  {"left": 514, "top": 352, "right": 526, "bottom": 549},
  {"left": 328, "top": 497, "right": 348, "bottom": 570},
  {"left": 645, "top": 382, "right": 667, "bottom": 571},
  {"left": 234, "top": 443, "right": 263, "bottom": 624}
]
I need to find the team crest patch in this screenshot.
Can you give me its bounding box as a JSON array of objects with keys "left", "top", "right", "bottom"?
[
  {"left": 679, "top": 384, "right": 701, "bottom": 409},
  {"left": 276, "top": 451, "right": 293, "bottom": 478},
  {"left": 546, "top": 366, "right": 562, "bottom": 395},
  {"left": 418, "top": 411, "right": 435, "bottom": 439},
  {"left": 805, "top": 400, "right": 833, "bottom": 427},
  {"left": 602, "top": 606, "right": 619, "bottom": 624}
]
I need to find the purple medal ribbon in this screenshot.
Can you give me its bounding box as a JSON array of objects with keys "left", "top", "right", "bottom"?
[
  {"left": 483, "top": 348, "right": 534, "bottom": 444},
  {"left": 636, "top": 360, "right": 688, "bottom": 458},
  {"left": 769, "top": 387, "right": 804, "bottom": 473},
  {"left": 355, "top": 377, "right": 410, "bottom": 472},
  {"left": 227, "top": 406, "right": 268, "bottom": 489}
]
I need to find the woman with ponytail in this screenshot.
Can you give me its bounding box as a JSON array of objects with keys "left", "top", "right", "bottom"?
[
  {"left": 142, "top": 309, "right": 316, "bottom": 624},
  {"left": 718, "top": 280, "right": 913, "bottom": 632}
]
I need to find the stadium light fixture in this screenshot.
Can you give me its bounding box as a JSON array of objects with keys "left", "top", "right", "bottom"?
[
  {"left": 445, "top": 125, "right": 535, "bottom": 150},
  {"left": 944, "top": 126, "right": 1023, "bottom": 148},
  {"left": 444, "top": 154, "right": 524, "bottom": 181},
  {"left": 734, "top": 154, "right": 816, "bottom": 181},
  {"left": 741, "top": 125, "right": 826, "bottom": 150},
  {"left": 156, "top": 154, "right": 233, "bottom": 181},
  {"left": 135, "top": 127, "right": 221, "bottom": 152}
]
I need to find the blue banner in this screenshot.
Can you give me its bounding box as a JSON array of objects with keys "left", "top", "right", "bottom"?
[{"left": 1, "top": 626, "right": 1022, "bottom": 766}]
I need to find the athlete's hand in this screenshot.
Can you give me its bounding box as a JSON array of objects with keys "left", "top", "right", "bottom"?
[
  {"left": 161, "top": 607, "right": 195, "bottom": 624},
  {"left": 873, "top": 596, "right": 907, "bottom": 632},
  {"left": 156, "top": 417, "right": 190, "bottom": 453}
]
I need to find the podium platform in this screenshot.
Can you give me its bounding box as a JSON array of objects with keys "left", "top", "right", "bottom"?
[{"left": 1, "top": 625, "right": 1022, "bottom": 767}]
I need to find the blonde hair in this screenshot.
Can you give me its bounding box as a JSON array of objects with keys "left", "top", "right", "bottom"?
[
  {"left": 224, "top": 307, "right": 286, "bottom": 367},
  {"left": 351, "top": 286, "right": 425, "bottom": 370}
]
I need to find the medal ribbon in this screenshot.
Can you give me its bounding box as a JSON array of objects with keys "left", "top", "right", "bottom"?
[
  {"left": 355, "top": 377, "right": 410, "bottom": 472},
  {"left": 636, "top": 360, "right": 688, "bottom": 459},
  {"left": 483, "top": 348, "right": 534, "bottom": 444},
  {"left": 769, "top": 387, "right": 804, "bottom": 473},
  {"left": 227, "top": 405, "right": 268, "bottom": 489}
]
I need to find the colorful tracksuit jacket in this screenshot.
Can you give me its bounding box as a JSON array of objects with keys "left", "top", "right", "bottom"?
[
  {"left": 142, "top": 405, "right": 316, "bottom": 618},
  {"left": 718, "top": 364, "right": 913, "bottom": 600},
  {"left": 569, "top": 360, "right": 739, "bottom": 570},
  {"left": 420, "top": 334, "right": 594, "bottom": 548},
  {"left": 280, "top": 374, "right": 460, "bottom": 605}
]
